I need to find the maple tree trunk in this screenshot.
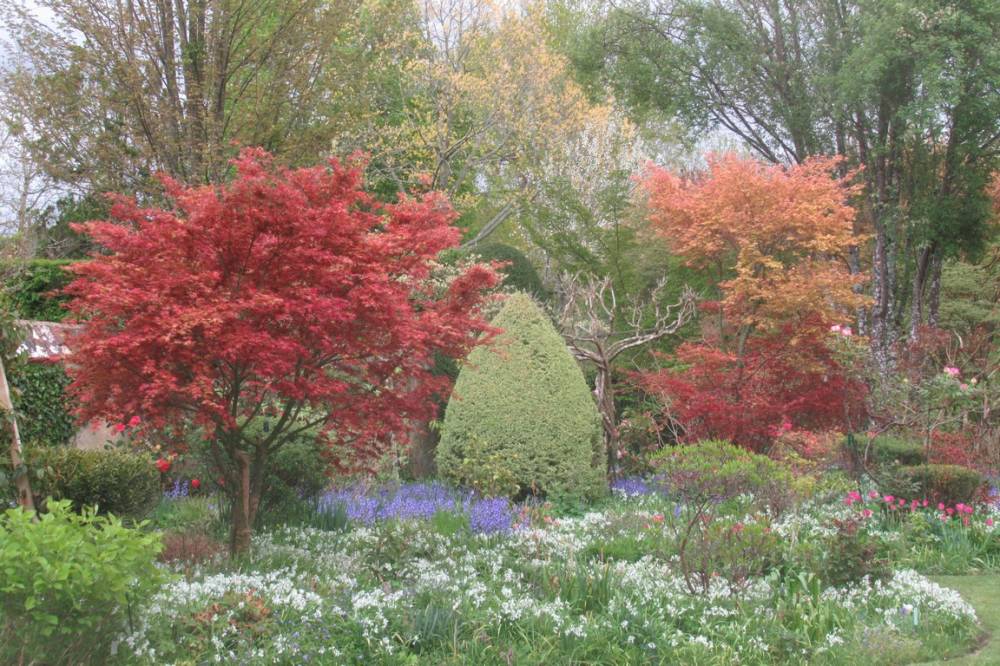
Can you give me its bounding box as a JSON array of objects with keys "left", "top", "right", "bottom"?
[
  {"left": 0, "top": 356, "right": 34, "bottom": 513},
  {"left": 229, "top": 450, "right": 259, "bottom": 556}
]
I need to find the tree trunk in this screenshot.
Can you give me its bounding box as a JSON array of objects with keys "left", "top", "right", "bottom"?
[
  {"left": 594, "top": 362, "right": 617, "bottom": 475},
  {"left": 0, "top": 356, "right": 34, "bottom": 513},
  {"left": 869, "top": 220, "right": 895, "bottom": 376},
  {"left": 927, "top": 251, "right": 943, "bottom": 328},
  {"left": 909, "top": 244, "right": 934, "bottom": 341},
  {"left": 406, "top": 420, "right": 438, "bottom": 479},
  {"left": 229, "top": 449, "right": 258, "bottom": 555}
]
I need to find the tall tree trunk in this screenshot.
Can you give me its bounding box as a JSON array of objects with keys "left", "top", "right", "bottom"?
[
  {"left": 594, "top": 362, "right": 617, "bottom": 474},
  {"left": 869, "top": 219, "right": 895, "bottom": 376},
  {"left": 0, "top": 356, "right": 34, "bottom": 513},
  {"left": 909, "top": 244, "right": 934, "bottom": 341},
  {"left": 927, "top": 251, "right": 943, "bottom": 328}
]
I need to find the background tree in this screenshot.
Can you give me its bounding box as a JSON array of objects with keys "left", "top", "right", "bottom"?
[
  {"left": 557, "top": 273, "right": 695, "bottom": 466},
  {"left": 63, "top": 148, "right": 497, "bottom": 553},
  {"left": 639, "top": 153, "right": 867, "bottom": 449},
  {"left": 582, "top": 0, "right": 1000, "bottom": 373},
  {"left": 1, "top": 0, "right": 418, "bottom": 194}
]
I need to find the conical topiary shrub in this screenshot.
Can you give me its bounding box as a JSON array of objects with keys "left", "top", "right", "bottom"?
[{"left": 436, "top": 292, "right": 605, "bottom": 502}]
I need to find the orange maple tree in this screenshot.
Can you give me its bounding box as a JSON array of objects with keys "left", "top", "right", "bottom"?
[
  {"left": 643, "top": 153, "right": 865, "bottom": 335},
  {"left": 638, "top": 154, "right": 869, "bottom": 449}
]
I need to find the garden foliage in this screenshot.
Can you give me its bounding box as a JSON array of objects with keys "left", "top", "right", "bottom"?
[
  {"left": 8, "top": 361, "right": 75, "bottom": 446},
  {"left": 2, "top": 259, "right": 75, "bottom": 321},
  {"left": 0, "top": 501, "right": 164, "bottom": 665},
  {"left": 437, "top": 292, "right": 605, "bottom": 501},
  {"left": 884, "top": 464, "right": 985, "bottom": 506},
  {"left": 62, "top": 148, "right": 498, "bottom": 553},
  {"left": 1, "top": 447, "right": 160, "bottom": 519},
  {"left": 463, "top": 243, "right": 547, "bottom": 297}
]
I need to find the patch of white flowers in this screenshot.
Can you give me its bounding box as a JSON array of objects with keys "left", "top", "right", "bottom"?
[{"left": 119, "top": 500, "right": 982, "bottom": 664}]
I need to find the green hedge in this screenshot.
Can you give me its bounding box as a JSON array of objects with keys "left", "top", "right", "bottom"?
[
  {"left": 845, "top": 433, "right": 927, "bottom": 469},
  {"left": 869, "top": 435, "right": 927, "bottom": 466},
  {"left": 8, "top": 361, "right": 75, "bottom": 446},
  {"left": 1, "top": 448, "right": 160, "bottom": 520},
  {"left": 883, "top": 464, "right": 984, "bottom": 505},
  {"left": 3, "top": 259, "right": 76, "bottom": 321},
  {"left": 436, "top": 292, "right": 605, "bottom": 502}
]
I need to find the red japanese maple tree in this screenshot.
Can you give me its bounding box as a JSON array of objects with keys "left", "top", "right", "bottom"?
[
  {"left": 638, "top": 154, "right": 868, "bottom": 450},
  {"left": 64, "top": 148, "right": 498, "bottom": 553}
]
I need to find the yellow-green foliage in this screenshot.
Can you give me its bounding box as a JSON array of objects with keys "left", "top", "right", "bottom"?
[{"left": 436, "top": 292, "right": 605, "bottom": 501}]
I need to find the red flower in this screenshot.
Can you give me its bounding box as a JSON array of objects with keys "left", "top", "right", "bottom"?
[
  {"left": 190, "top": 478, "right": 201, "bottom": 490},
  {"left": 155, "top": 458, "right": 171, "bottom": 473},
  {"left": 652, "top": 513, "right": 664, "bottom": 523},
  {"left": 113, "top": 423, "right": 126, "bottom": 434},
  {"left": 128, "top": 415, "right": 141, "bottom": 427}
]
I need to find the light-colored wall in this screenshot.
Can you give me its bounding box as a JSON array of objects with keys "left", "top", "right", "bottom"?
[{"left": 72, "top": 422, "right": 121, "bottom": 450}]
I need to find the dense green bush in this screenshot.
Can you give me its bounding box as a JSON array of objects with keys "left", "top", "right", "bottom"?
[
  {"left": 8, "top": 361, "right": 75, "bottom": 446},
  {"left": 437, "top": 292, "right": 605, "bottom": 501},
  {"left": 463, "top": 243, "right": 547, "bottom": 297},
  {"left": 868, "top": 434, "right": 927, "bottom": 466},
  {"left": 1, "top": 447, "right": 161, "bottom": 519},
  {"left": 258, "top": 436, "right": 332, "bottom": 522},
  {"left": 652, "top": 440, "right": 795, "bottom": 514},
  {"left": 884, "top": 464, "right": 985, "bottom": 505},
  {"left": 3, "top": 259, "right": 76, "bottom": 321},
  {"left": 0, "top": 500, "right": 165, "bottom": 665}
]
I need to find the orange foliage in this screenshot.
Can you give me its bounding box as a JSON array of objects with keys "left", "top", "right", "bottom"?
[{"left": 643, "top": 154, "right": 867, "bottom": 331}]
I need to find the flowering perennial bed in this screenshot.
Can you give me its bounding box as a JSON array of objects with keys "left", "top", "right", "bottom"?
[{"left": 117, "top": 485, "right": 992, "bottom": 665}]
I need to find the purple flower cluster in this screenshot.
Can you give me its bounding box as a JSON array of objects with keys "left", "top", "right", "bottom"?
[
  {"left": 468, "top": 497, "right": 514, "bottom": 535},
  {"left": 610, "top": 475, "right": 669, "bottom": 497},
  {"left": 318, "top": 481, "right": 516, "bottom": 535},
  {"left": 164, "top": 479, "right": 189, "bottom": 500}
]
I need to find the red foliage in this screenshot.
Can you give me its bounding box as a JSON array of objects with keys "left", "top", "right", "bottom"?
[
  {"left": 638, "top": 322, "right": 866, "bottom": 451},
  {"left": 63, "top": 148, "right": 498, "bottom": 550},
  {"left": 927, "top": 431, "right": 984, "bottom": 470}
]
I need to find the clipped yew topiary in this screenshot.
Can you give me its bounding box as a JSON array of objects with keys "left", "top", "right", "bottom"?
[{"left": 436, "top": 292, "right": 605, "bottom": 502}]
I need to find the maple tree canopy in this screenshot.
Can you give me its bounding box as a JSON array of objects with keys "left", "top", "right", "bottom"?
[
  {"left": 63, "top": 148, "right": 499, "bottom": 466},
  {"left": 643, "top": 153, "right": 866, "bottom": 331}
]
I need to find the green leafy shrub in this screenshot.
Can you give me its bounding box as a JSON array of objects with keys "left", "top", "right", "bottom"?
[
  {"left": 685, "top": 518, "right": 782, "bottom": 593},
  {"left": 651, "top": 440, "right": 794, "bottom": 594},
  {"left": 259, "top": 436, "right": 331, "bottom": 518},
  {"left": 818, "top": 516, "right": 890, "bottom": 587},
  {"left": 0, "top": 501, "right": 165, "bottom": 665},
  {"left": 8, "top": 361, "right": 75, "bottom": 446},
  {"left": 437, "top": 292, "right": 605, "bottom": 502},
  {"left": 884, "top": 464, "right": 984, "bottom": 505},
  {"left": 3, "top": 259, "right": 76, "bottom": 321},
  {"left": 2, "top": 447, "right": 160, "bottom": 519},
  {"left": 652, "top": 440, "right": 795, "bottom": 515}
]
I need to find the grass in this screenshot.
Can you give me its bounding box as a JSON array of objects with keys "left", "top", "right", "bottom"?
[{"left": 922, "top": 575, "right": 1000, "bottom": 665}]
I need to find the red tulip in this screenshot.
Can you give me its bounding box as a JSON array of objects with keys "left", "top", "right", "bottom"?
[
  {"left": 191, "top": 478, "right": 201, "bottom": 490},
  {"left": 113, "top": 423, "right": 126, "bottom": 434},
  {"left": 155, "top": 458, "right": 171, "bottom": 473},
  {"left": 128, "top": 415, "right": 141, "bottom": 427}
]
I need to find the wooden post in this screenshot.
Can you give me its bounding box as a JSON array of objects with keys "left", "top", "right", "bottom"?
[{"left": 0, "top": 355, "right": 34, "bottom": 512}]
